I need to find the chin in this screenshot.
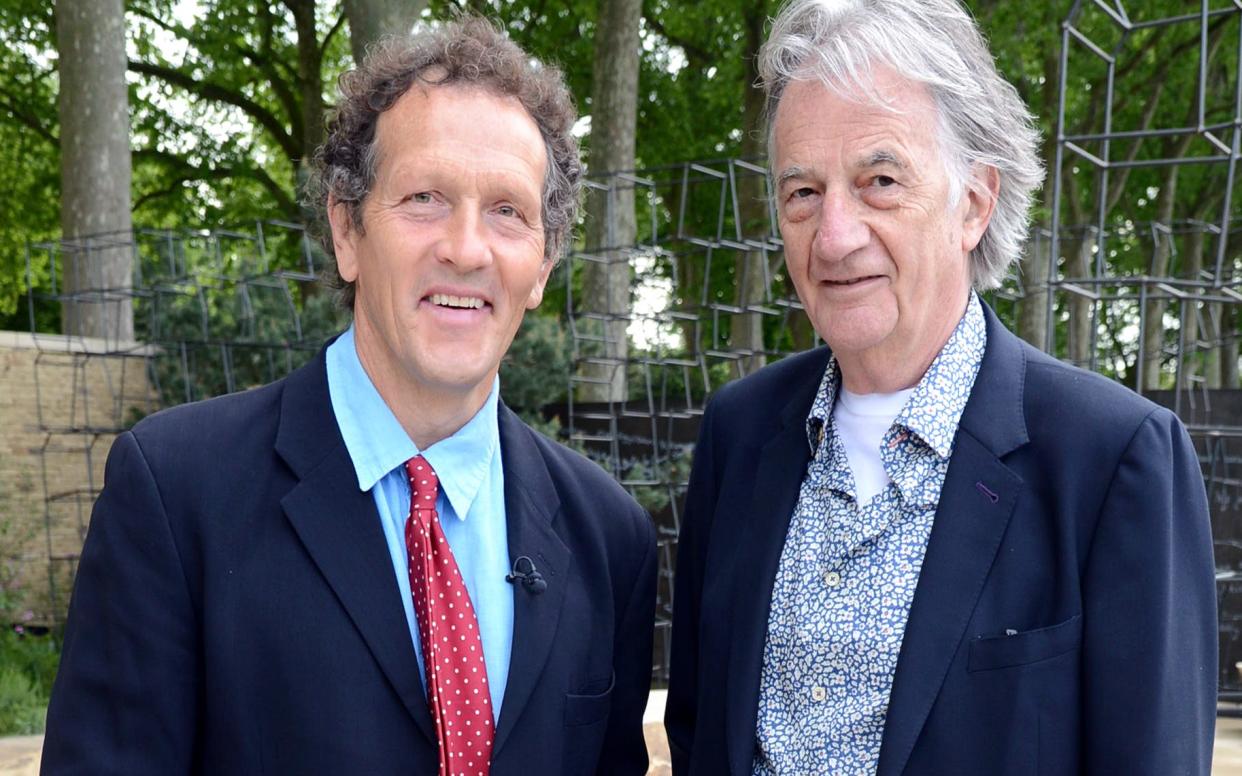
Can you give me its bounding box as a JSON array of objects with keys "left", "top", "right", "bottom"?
[
  {"left": 814, "top": 313, "right": 898, "bottom": 355},
  {"left": 423, "top": 366, "right": 492, "bottom": 393}
]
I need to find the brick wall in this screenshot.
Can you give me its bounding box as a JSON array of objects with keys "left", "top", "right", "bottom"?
[{"left": 0, "top": 331, "right": 156, "bottom": 622}]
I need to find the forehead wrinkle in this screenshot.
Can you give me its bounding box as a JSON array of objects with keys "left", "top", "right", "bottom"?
[{"left": 377, "top": 148, "right": 541, "bottom": 197}]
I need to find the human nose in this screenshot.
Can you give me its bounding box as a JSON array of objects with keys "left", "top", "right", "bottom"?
[
  {"left": 812, "top": 190, "right": 870, "bottom": 262},
  {"left": 438, "top": 206, "right": 492, "bottom": 272}
]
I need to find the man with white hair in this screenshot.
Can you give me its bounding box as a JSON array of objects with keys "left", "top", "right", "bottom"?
[{"left": 665, "top": 1, "right": 1216, "bottom": 774}]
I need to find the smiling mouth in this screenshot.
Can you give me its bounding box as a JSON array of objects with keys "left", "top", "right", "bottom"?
[
  {"left": 428, "top": 293, "right": 486, "bottom": 310},
  {"left": 824, "top": 275, "right": 882, "bottom": 286}
]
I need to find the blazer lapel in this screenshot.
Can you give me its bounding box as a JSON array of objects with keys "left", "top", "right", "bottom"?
[
  {"left": 275, "top": 348, "right": 435, "bottom": 743},
  {"left": 492, "top": 405, "right": 571, "bottom": 756},
  {"left": 725, "top": 361, "right": 823, "bottom": 775},
  {"left": 876, "top": 306, "right": 1030, "bottom": 776}
]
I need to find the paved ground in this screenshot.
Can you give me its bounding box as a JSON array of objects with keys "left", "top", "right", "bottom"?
[
  {"left": 1217, "top": 716, "right": 1242, "bottom": 775},
  {"left": 0, "top": 736, "right": 39, "bottom": 776},
  {"left": 6, "top": 702, "right": 1241, "bottom": 774}
]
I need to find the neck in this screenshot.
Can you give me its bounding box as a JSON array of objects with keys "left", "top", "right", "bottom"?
[
  {"left": 836, "top": 293, "right": 969, "bottom": 395},
  {"left": 352, "top": 330, "right": 494, "bottom": 451}
]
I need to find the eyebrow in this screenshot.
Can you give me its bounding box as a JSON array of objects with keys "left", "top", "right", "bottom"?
[
  {"left": 775, "top": 150, "right": 907, "bottom": 188},
  {"left": 775, "top": 165, "right": 808, "bottom": 189},
  {"left": 863, "top": 150, "right": 906, "bottom": 169}
]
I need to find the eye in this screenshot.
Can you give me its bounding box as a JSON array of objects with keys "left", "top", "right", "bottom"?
[
  {"left": 496, "top": 204, "right": 519, "bottom": 218},
  {"left": 409, "top": 191, "right": 434, "bottom": 204},
  {"left": 873, "top": 175, "right": 897, "bottom": 188},
  {"left": 791, "top": 187, "right": 816, "bottom": 199}
]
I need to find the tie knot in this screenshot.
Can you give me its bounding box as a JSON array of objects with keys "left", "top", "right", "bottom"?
[{"left": 405, "top": 455, "right": 439, "bottom": 506}]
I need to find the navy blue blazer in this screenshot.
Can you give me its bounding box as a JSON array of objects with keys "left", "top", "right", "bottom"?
[
  {"left": 42, "top": 344, "right": 657, "bottom": 775},
  {"left": 666, "top": 306, "right": 1216, "bottom": 775}
]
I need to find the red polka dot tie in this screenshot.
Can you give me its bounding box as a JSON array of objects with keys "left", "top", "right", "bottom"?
[{"left": 405, "top": 456, "right": 494, "bottom": 776}]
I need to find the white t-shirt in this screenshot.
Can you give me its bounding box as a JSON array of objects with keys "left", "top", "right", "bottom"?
[{"left": 831, "top": 386, "right": 915, "bottom": 505}]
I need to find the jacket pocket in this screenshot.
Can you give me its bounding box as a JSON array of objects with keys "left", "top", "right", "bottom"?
[
  {"left": 967, "top": 614, "right": 1082, "bottom": 672},
  {"left": 564, "top": 671, "right": 615, "bottom": 727}
]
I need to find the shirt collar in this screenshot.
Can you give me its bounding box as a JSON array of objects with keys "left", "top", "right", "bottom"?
[
  {"left": 894, "top": 291, "right": 986, "bottom": 458},
  {"left": 805, "top": 291, "right": 987, "bottom": 460},
  {"left": 326, "top": 326, "right": 500, "bottom": 522}
]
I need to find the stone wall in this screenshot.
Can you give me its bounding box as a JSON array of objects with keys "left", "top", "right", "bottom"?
[{"left": 0, "top": 330, "right": 155, "bottom": 622}]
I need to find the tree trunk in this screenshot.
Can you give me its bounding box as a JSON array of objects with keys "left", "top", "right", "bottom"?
[
  {"left": 56, "top": 0, "right": 133, "bottom": 342},
  {"left": 284, "top": 0, "right": 331, "bottom": 304},
  {"left": 1222, "top": 303, "right": 1239, "bottom": 388},
  {"left": 730, "top": 5, "right": 769, "bottom": 376},
  {"left": 578, "top": 0, "right": 641, "bottom": 403},
  {"left": 1015, "top": 33, "right": 1060, "bottom": 353},
  {"left": 345, "top": 0, "right": 427, "bottom": 66},
  {"left": 1065, "top": 229, "right": 1096, "bottom": 368},
  {"left": 1181, "top": 225, "right": 1210, "bottom": 390},
  {"left": 1016, "top": 225, "right": 1050, "bottom": 352},
  {"left": 1141, "top": 166, "right": 1181, "bottom": 391},
  {"left": 670, "top": 176, "right": 699, "bottom": 357},
  {"left": 290, "top": 0, "right": 325, "bottom": 172}
]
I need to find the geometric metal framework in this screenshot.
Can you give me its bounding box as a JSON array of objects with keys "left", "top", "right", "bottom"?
[
  {"left": 565, "top": 159, "right": 800, "bottom": 683},
  {"left": 19, "top": 223, "right": 343, "bottom": 626},
  {"left": 1050, "top": 1, "right": 1242, "bottom": 703},
  {"left": 17, "top": 4, "right": 1242, "bottom": 690},
  {"left": 563, "top": 3, "right": 1242, "bottom": 687}
]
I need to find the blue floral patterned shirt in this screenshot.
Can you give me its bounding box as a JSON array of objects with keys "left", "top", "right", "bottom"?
[{"left": 752, "top": 293, "right": 986, "bottom": 775}]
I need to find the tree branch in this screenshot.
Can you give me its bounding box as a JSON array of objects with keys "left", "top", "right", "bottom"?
[
  {"left": 0, "top": 91, "right": 57, "bottom": 144},
  {"left": 257, "top": 3, "right": 301, "bottom": 84},
  {"left": 127, "top": 58, "right": 300, "bottom": 162},
  {"left": 134, "top": 147, "right": 298, "bottom": 215},
  {"left": 128, "top": 7, "right": 195, "bottom": 42},
  {"left": 245, "top": 4, "right": 302, "bottom": 142},
  {"left": 320, "top": 11, "right": 347, "bottom": 60},
  {"left": 279, "top": 0, "right": 315, "bottom": 17},
  {"left": 133, "top": 176, "right": 197, "bottom": 211},
  {"left": 642, "top": 9, "right": 712, "bottom": 65},
  {"left": 131, "top": 5, "right": 301, "bottom": 130},
  {"left": 241, "top": 165, "right": 299, "bottom": 215}
]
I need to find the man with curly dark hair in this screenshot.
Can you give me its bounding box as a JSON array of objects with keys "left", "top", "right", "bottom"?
[{"left": 42, "top": 17, "right": 656, "bottom": 776}]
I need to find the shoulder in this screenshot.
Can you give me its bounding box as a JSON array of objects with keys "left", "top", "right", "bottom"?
[
  {"left": 710, "top": 346, "right": 831, "bottom": 411},
  {"left": 980, "top": 329, "right": 1191, "bottom": 496},
  {"left": 130, "top": 378, "right": 284, "bottom": 447},
  {"left": 505, "top": 414, "right": 653, "bottom": 548},
  {"left": 1017, "top": 338, "right": 1171, "bottom": 438},
  {"left": 122, "top": 378, "right": 288, "bottom": 481},
  {"left": 715, "top": 345, "right": 829, "bottom": 399},
  {"left": 522, "top": 420, "right": 643, "bottom": 511}
]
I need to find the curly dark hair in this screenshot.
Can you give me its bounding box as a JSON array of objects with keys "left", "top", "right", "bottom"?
[{"left": 306, "top": 16, "right": 582, "bottom": 308}]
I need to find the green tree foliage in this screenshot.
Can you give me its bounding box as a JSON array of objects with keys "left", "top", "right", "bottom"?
[
  {"left": 4, "top": 0, "right": 1236, "bottom": 389},
  {"left": 0, "top": 1, "right": 60, "bottom": 328}
]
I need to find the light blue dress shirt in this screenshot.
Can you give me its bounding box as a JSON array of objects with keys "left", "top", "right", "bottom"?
[{"left": 325, "top": 326, "right": 512, "bottom": 720}]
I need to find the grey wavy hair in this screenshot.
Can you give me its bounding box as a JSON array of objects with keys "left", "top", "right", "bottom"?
[
  {"left": 307, "top": 16, "right": 582, "bottom": 308},
  {"left": 758, "top": 0, "right": 1044, "bottom": 290}
]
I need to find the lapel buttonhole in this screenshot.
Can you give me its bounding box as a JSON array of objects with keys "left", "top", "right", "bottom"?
[{"left": 975, "top": 481, "right": 1000, "bottom": 504}]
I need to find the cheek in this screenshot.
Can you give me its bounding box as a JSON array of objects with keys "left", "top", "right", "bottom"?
[{"left": 779, "top": 225, "right": 813, "bottom": 266}]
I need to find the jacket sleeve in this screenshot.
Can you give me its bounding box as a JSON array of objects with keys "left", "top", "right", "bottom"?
[
  {"left": 1080, "top": 408, "right": 1216, "bottom": 774},
  {"left": 42, "top": 431, "right": 201, "bottom": 775},
  {"left": 664, "top": 398, "right": 720, "bottom": 775},
  {"left": 597, "top": 503, "right": 658, "bottom": 776}
]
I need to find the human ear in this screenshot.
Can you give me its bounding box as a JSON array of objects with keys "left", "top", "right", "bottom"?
[
  {"left": 961, "top": 165, "right": 1000, "bottom": 253},
  {"left": 327, "top": 195, "right": 361, "bottom": 283},
  {"left": 525, "top": 257, "right": 555, "bottom": 310}
]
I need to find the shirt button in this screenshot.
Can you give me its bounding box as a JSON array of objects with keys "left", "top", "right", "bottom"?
[
  {"left": 824, "top": 571, "right": 841, "bottom": 587},
  {"left": 811, "top": 686, "right": 827, "bottom": 702}
]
